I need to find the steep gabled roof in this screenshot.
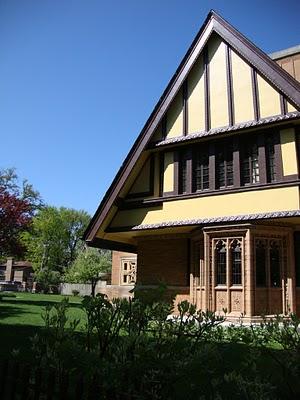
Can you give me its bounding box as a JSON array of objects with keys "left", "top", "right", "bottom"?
[{"left": 84, "top": 10, "right": 300, "bottom": 244}]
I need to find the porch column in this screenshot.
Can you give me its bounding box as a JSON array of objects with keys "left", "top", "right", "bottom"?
[
  {"left": 244, "top": 229, "right": 254, "bottom": 316},
  {"left": 5, "top": 258, "right": 14, "bottom": 281}
]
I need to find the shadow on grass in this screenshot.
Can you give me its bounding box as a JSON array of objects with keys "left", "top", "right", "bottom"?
[
  {"left": 0, "top": 304, "right": 26, "bottom": 320},
  {"left": 0, "top": 298, "right": 83, "bottom": 309}
]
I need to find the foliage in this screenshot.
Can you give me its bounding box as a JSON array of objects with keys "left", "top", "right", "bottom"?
[
  {"left": 34, "top": 269, "right": 61, "bottom": 294},
  {"left": 22, "top": 206, "right": 90, "bottom": 275},
  {"left": 65, "top": 247, "right": 111, "bottom": 296},
  {"left": 24, "top": 293, "right": 300, "bottom": 400},
  {"left": 0, "top": 167, "right": 43, "bottom": 259}
]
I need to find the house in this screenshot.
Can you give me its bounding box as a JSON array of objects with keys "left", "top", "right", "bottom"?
[
  {"left": 83, "top": 11, "right": 300, "bottom": 320},
  {"left": 0, "top": 258, "right": 34, "bottom": 290}
]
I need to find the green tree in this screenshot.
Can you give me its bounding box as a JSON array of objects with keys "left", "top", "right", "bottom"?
[
  {"left": 22, "top": 206, "right": 90, "bottom": 277},
  {"left": 65, "top": 247, "right": 111, "bottom": 297}
]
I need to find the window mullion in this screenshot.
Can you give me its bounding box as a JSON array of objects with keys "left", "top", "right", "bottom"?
[{"left": 258, "top": 134, "right": 267, "bottom": 184}]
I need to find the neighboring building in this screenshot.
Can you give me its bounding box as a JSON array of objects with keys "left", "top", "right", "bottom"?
[
  {"left": 0, "top": 258, "right": 34, "bottom": 290},
  {"left": 84, "top": 11, "right": 300, "bottom": 320}
]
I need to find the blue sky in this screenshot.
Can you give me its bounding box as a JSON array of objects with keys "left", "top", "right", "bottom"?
[{"left": 0, "top": 0, "right": 299, "bottom": 215}]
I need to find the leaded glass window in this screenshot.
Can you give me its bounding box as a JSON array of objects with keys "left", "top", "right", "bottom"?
[
  {"left": 216, "top": 143, "right": 233, "bottom": 188},
  {"left": 179, "top": 156, "right": 187, "bottom": 194},
  {"left": 241, "top": 141, "right": 259, "bottom": 185},
  {"left": 216, "top": 240, "right": 227, "bottom": 285},
  {"left": 231, "top": 239, "right": 242, "bottom": 285},
  {"left": 265, "top": 135, "right": 276, "bottom": 182},
  {"left": 193, "top": 148, "right": 209, "bottom": 191},
  {"left": 270, "top": 240, "right": 281, "bottom": 287}
]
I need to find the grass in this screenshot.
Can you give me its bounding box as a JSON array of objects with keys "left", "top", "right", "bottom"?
[{"left": 0, "top": 292, "right": 85, "bottom": 360}]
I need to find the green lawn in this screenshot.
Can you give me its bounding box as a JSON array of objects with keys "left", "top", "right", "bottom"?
[{"left": 0, "top": 292, "right": 85, "bottom": 360}]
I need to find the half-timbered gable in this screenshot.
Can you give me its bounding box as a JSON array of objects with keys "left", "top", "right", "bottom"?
[{"left": 84, "top": 11, "right": 300, "bottom": 320}]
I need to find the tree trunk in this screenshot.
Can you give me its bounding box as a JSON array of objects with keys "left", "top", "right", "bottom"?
[{"left": 91, "top": 280, "right": 96, "bottom": 297}]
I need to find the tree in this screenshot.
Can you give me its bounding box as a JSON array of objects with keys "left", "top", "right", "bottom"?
[
  {"left": 65, "top": 248, "right": 112, "bottom": 297},
  {"left": 22, "top": 206, "right": 90, "bottom": 276},
  {"left": 0, "top": 168, "right": 43, "bottom": 259}
]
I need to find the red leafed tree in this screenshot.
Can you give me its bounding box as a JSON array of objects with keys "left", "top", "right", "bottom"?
[{"left": 0, "top": 168, "right": 43, "bottom": 259}]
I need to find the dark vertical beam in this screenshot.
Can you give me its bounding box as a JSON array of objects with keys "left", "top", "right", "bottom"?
[
  {"left": 296, "top": 127, "right": 300, "bottom": 179},
  {"left": 162, "top": 115, "right": 167, "bottom": 140},
  {"left": 187, "top": 239, "right": 191, "bottom": 286},
  {"left": 173, "top": 151, "right": 179, "bottom": 195},
  {"left": 251, "top": 68, "right": 260, "bottom": 121},
  {"left": 280, "top": 94, "right": 287, "bottom": 116},
  {"left": 186, "top": 147, "right": 193, "bottom": 194},
  {"left": 208, "top": 142, "right": 216, "bottom": 190},
  {"left": 149, "top": 153, "right": 155, "bottom": 195},
  {"left": 233, "top": 136, "right": 240, "bottom": 187},
  {"left": 159, "top": 152, "right": 164, "bottom": 197},
  {"left": 183, "top": 79, "right": 188, "bottom": 136},
  {"left": 258, "top": 134, "right": 267, "bottom": 184},
  {"left": 273, "top": 131, "right": 284, "bottom": 181},
  {"left": 203, "top": 46, "right": 210, "bottom": 132},
  {"left": 226, "top": 44, "right": 234, "bottom": 126}
]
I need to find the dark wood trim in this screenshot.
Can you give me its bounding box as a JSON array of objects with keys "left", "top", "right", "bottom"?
[
  {"left": 183, "top": 80, "right": 188, "bottom": 135},
  {"left": 251, "top": 68, "right": 260, "bottom": 121},
  {"left": 233, "top": 136, "right": 240, "bottom": 187},
  {"left": 187, "top": 239, "right": 191, "bottom": 286},
  {"left": 257, "top": 134, "right": 267, "bottom": 184},
  {"left": 126, "top": 155, "right": 155, "bottom": 199},
  {"left": 88, "top": 238, "right": 137, "bottom": 253},
  {"left": 208, "top": 142, "right": 216, "bottom": 190},
  {"left": 84, "top": 10, "right": 300, "bottom": 242},
  {"left": 203, "top": 46, "right": 210, "bottom": 132},
  {"left": 162, "top": 115, "right": 167, "bottom": 140},
  {"left": 173, "top": 151, "right": 179, "bottom": 195},
  {"left": 295, "top": 127, "right": 300, "bottom": 179},
  {"left": 280, "top": 95, "right": 287, "bottom": 116},
  {"left": 282, "top": 174, "right": 299, "bottom": 182},
  {"left": 273, "top": 131, "right": 284, "bottom": 182},
  {"left": 120, "top": 199, "right": 162, "bottom": 211},
  {"left": 226, "top": 44, "right": 234, "bottom": 126},
  {"left": 186, "top": 148, "right": 193, "bottom": 194},
  {"left": 143, "top": 178, "right": 300, "bottom": 205},
  {"left": 159, "top": 152, "right": 164, "bottom": 197}
]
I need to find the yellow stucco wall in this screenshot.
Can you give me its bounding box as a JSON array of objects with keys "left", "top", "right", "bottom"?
[
  {"left": 287, "top": 101, "right": 297, "bottom": 113},
  {"left": 257, "top": 74, "right": 281, "bottom": 118},
  {"left": 208, "top": 36, "right": 229, "bottom": 129},
  {"left": 280, "top": 128, "right": 298, "bottom": 176},
  {"left": 110, "top": 186, "right": 300, "bottom": 228},
  {"left": 166, "top": 90, "right": 183, "bottom": 138},
  {"left": 163, "top": 152, "right": 174, "bottom": 193},
  {"left": 129, "top": 157, "right": 151, "bottom": 194},
  {"left": 187, "top": 56, "right": 205, "bottom": 133},
  {"left": 231, "top": 50, "right": 254, "bottom": 123}
]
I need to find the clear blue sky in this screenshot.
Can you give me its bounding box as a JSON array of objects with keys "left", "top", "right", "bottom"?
[{"left": 1, "top": 0, "right": 299, "bottom": 216}]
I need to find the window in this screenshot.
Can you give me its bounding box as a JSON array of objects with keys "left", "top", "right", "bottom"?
[
  {"left": 241, "top": 140, "right": 259, "bottom": 185},
  {"left": 193, "top": 148, "right": 209, "bottom": 191},
  {"left": 179, "top": 153, "right": 188, "bottom": 194},
  {"left": 265, "top": 135, "right": 276, "bottom": 182},
  {"left": 215, "top": 240, "right": 227, "bottom": 285},
  {"left": 231, "top": 239, "right": 242, "bottom": 285},
  {"left": 216, "top": 142, "right": 233, "bottom": 188},
  {"left": 255, "top": 238, "right": 282, "bottom": 288},
  {"left": 121, "top": 259, "right": 137, "bottom": 285},
  {"left": 294, "top": 232, "right": 300, "bottom": 287},
  {"left": 270, "top": 240, "right": 281, "bottom": 287},
  {"left": 255, "top": 240, "right": 267, "bottom": 287}
]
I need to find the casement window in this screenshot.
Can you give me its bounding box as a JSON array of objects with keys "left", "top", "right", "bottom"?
[
  {"left": 241, "top": 140, "right": 259, "bottom": 185},
  {"left": 121, "top": 258, "right": 137, "bottom": 285},
  {"left": 216, "top": 142, "right": 233, "bottom": 188},
  {"left": 255, "top": 238, "right": 282, "bottom": 288},
  {"left": 192, "top": 147, "right": 209, "bottom": 192},
  {"left": 215, "top": 238, "right": 243, "bottom": 286},
  {"left": 265, "top": 134, "right": 276, "bottom": 182}
]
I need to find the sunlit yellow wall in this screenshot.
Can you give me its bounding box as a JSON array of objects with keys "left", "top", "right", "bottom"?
[
  {"left": 163, "top": 152, "right": 174, "bottom": 193},
  {"left": 187, "top": 56, "right": 205, "bottom": 133},
  {"left": 287, "top": 101, "right": 297, "bottom": 113},
  {"left": 280, "top": 128, "right": 298, "bottom": 176},
  {"left": 110, "top": 186, "right": 300, "bottom": 227},
  {"left": 208, "top": 36, "right": 229, "bottom": 128},
  {"left": 257, "top": 74, "right": 281, "bottom": 118},
  {"left": 166, "top": 90, "right": 183, "bottom": 138},
  {"left": 231, "top": 50, "right": 254, "bottom": 123},
  {"left": 129, "top": 157, "right": 151, "bottom": 194}
]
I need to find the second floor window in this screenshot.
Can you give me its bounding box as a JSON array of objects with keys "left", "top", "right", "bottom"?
[
  {"left": 241, "top": 141, "right": 259, "bottom": 185},
  {"left": 216, "top": 143, "right": 233, "bottom": 188},
  {"left": 193, "top": 148, "right": 209, "bottom": 191}
]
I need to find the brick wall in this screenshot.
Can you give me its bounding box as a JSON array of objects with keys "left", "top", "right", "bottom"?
[{"left": 137, "top": 237, "right": 189, "bottom": 286}]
